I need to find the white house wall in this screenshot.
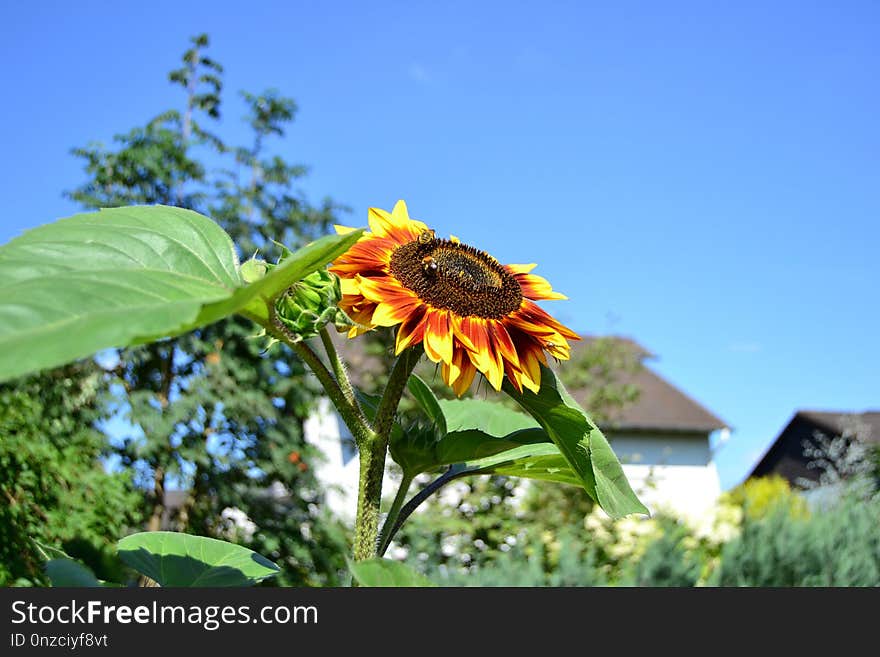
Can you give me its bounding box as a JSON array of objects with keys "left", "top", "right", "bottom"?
[
  {"left": 609, "top": 433, "right": 722, "bottom": 519},
  {"left": 306, "top": 407, "right": 723, "bottom": 522}
]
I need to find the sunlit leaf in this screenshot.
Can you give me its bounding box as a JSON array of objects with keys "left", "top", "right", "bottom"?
[
  {"left": 117, "top": 531, "right": 279, "bottom": 587},
  {"left": 0, "top": 205, "right": 361, "bottom": 382},
  {"left": 349, "top": 558, "right": 435, "bottom": 587},
  {"left": 504, "top": 365, "right": 649, "bottom": 518},
  {"left": 407, "top": 375, "right": 446, "bottom": 435}
]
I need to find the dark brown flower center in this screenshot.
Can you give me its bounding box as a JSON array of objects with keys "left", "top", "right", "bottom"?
[{"left": 389, "top": 234, "right": 522, "bottom": 319}]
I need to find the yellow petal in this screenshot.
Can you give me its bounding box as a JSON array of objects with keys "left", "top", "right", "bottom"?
[
  {"left": 334, "top": 224, "right": 357, "bottom": 235},
  {"left": 423, "top": 310, "right": 453, "bottom": 364},
  {"left": 505, "top": 263, "right": 537, "bottom": 275},
  {"left": 339, "top": 277, "right": 360, "bottom": 295},
  {"left": 391, "top": 200, "right": 409, "bottom": 222},
  {"left": 372, "top": 298, "right": 418, "bottom": 327},
  {"left": 368, "top": 207, "right": 394, "bottom": 237},
  {"left": 452, "top": 360, "right": 477, "bottom": 397}
]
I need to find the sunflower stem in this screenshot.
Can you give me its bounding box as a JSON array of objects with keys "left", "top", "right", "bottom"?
[
  {"left": 373, "top": 345, "right": 423, "bottom": 440},
  {"left": 379, "top": 465, "right": 465, "bottom": 553},
  {"left": 319, "top": 326, "right": 362, "bottom": 412},
  {"left": 266, "top": 308, "right": 373, "bottom": 446},
  {"left": 376, "top": 472, "right": 414, "bottom": 557},
  {"left": 352, "top": 345, "right": 423, "bottom": 562}
]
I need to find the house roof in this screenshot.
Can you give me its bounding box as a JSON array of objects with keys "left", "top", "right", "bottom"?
[
  {"left": 795, "top": 410, "right": 880, "bottom": 444},
  {"left": 748, "top": 409, "right": 880, "bottom": 484},
  {"left": 561, "top": 337, "right": 728, "bottom": 433},
  {"left": 329, "top": 331, "right": 727, "bottom": 434}
]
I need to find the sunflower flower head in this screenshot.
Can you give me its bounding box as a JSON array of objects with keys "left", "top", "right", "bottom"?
[{"left": 329, "top": 200, "right": 580, "bottom": 396}]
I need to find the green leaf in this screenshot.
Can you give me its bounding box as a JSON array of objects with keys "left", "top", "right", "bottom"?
[
  {"left": 389, "top": 395, "right": 547, "bottom": 477},
  {"left": 45, "top": 559, "right": 101, "bottom": 587},
  {"left": 0, "top": 205, "right": 362, "bottom": 382},
  {"left": 439, "top": 398, "right": 539, "bottom": 436},
  {"left": 503, "top": 364, "right": 649, "bottom": 518},
  {"left": 117, "top": 531, "right": 279, "bottom": 587},
  {"left": 407, "top": 375, "right": 446, "bottom": 435},
  {"left": 457, "top": 443, "right": 585, "bottom": 487},
  {"left": 433, "top": 427, "right": 548, "bottom": 465},
  {"left": 209, "top": 229, "right": 362, "bottom": 324},
  {"left": 349, "top": 558, "right": 436, "bottom": 587},
  {"left": 33, "top": 540, "right": 71, "bottom": 562}
]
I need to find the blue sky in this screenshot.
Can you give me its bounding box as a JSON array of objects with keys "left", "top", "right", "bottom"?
[{"left": 1, "top": 1, "right": 877, "bottom": 488}]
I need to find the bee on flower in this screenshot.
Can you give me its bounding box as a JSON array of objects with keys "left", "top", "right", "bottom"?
[{"left": 329, "top": 200, "right": 580, "bottom": 396}]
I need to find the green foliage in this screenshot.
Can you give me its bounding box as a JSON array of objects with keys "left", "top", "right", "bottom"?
[
  {"left": 504, "top": 365, "right": 649, "bottom": 517},
  {"left": 44, "top": 559, "right": 102, "bottom": 587},
  {"left": 623, "top": 518, "right": 700, "bottom": 587},
  {"left": 0, "top": 364, "right": 142, "bottom": 586},
  {"left": 712, "top": 490, "right": 880, "bottom": 586},
  {"left": 0, "top": 206, "right": 238, "bottom": 382},
  {"left": 349, "top": 558, "right": 435, "bottom": 587},
  {"left": 723, "top": 475, "right": 808, "bottom": 521},
  {"left": 117, "top": 531, "right": 279, "bottom": 587},
  {"left": 436, "top": 531, "right": 613, "bottom": 587},
  {"left": 396, "top": 476, "right": 525, "bottom": 572},
  {"left": 557, "top": 336, "right": 643, "bottom": 424},
  {"left": 60, "top": 33, "right": 351, "bottom": 586}
]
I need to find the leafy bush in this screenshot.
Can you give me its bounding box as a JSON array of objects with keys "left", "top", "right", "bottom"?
[
  {"left": 712, "top": 490, "right": 880, "bottom": 586},
  {"left": 0, "top": 364, "right": 142, "bottom": 586}
]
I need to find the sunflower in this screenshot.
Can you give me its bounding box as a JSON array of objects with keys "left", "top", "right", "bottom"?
[{"left": 329, "top": 201, "right": 580, "bottom": 396}]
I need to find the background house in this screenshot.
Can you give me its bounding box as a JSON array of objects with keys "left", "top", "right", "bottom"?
[
  {"left": 748, "top": 410, "right": 880, "bottom": 488},
  {"left": 569, "top": 339, "right": 728, "bottom": 519},
  {"left": 307, "top": 334, "right": 729, "bottom": 521}
]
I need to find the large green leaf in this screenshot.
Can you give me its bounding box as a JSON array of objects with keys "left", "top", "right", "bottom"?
[
  {"left": 438, "top": 398, "right": 539, "bottom": 436},
  {"left": 433, "top": 427, "right": 547, "bottom": 465},
  {"left": 504, "top": 364, "right": 649, "bottom": 518},
  {"left": 0, "top": 205, "right": 362, "bottom": 382},
  {"left": 458, "top": 443, "right": 585, "bottom": 487},
  {"left": 389, "top": 396, "right": 547, "bottom": 477},
  {"left": 117, "top": 531, "right": 279, "bottom": 587},
  {"left": 407, "top": 375, "right": 446, "bottom": 435},
  {"left": 349, "top": 558, "right": 436, "bottom": 587},
  {"left": 44, "top": 559, "right": 102, "bottom": 587},
  {"left": 213, "top": 230, "right": 362, "bottom": 324}
]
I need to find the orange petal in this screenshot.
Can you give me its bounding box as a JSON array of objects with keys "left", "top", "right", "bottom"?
[
  {"left": 504, "top": 360, "right": 524, "bottom": 394},
  {"left": 516, "top": 273, "right": 568, "bottom": 300},
  {"left": 339, "top": 277, "right": 360, "bottom": 295},
  {"left": 441, "top": 345, "right": 466, "bottom": 386},
  {"left": 464, "top": 325, "right": 504, "bottom": 391},
  {"left": 368, "top": 207, "right": 396, "bottom": 237},
  {"left": 372, "top": 296, "right": 421, "bottom": 327},
  {"left": 517, "top": 346, "right": 543, "bottom": 393},
  {"left": 395, "top": 305, "right": 428, "bottom": 354},
  {"left": 452, "top": 358, "right": 477, "bottom": 397},
  {"left": 423, "top": 310, "right": 453, "bottom": 364},
  {"left": 523, "top": 300, "right": 581, "bottom": 341},
  {"left": 451, "top": 315, "right": 479, "bottom": 352},
  {"left": 357, "top": 275, "right": 411, "bottom": 303},
  {"left": 504, "top": 263, "right": 537, "bottom": 275},
  {"left": 489, "top": 320, "right": 520, "bottom": 368}
]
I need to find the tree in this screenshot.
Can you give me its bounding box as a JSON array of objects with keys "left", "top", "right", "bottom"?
[
  {"left": 65, "top": 33, "right": 348, "bottom": 585},
  {"left": 0, "top": 363, "right": 142, "bottom": 586}
]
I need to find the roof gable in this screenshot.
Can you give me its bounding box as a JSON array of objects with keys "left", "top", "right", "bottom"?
[
  {"left": 749, "top": 409, "right": 880, "bottom": 485},
  {"left": 561, "top": 337, "right": 727, "bottom": 434}
]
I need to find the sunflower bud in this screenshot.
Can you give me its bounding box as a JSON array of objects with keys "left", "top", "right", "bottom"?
[
  {"left": 274, "top": 268, "right": 350, "bottom": 340},
  {"left": 240, "top": 256, "right": 268, "bottom": 284}
]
